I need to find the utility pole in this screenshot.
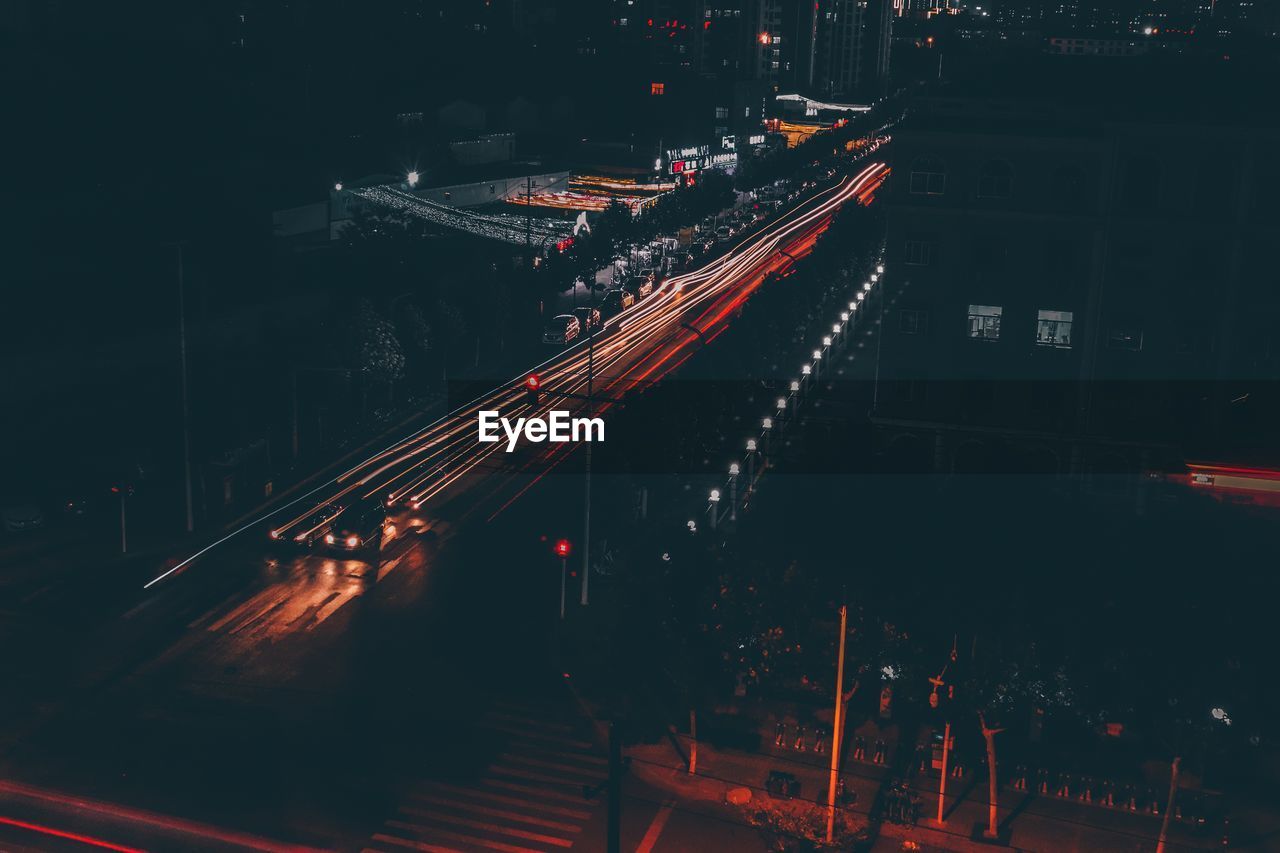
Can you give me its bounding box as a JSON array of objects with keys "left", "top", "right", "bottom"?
[
  {"left": 580, "top": 297, "right": 596, "bottom": 607},
  {"left": 1156, "top": 756, "right": 1181, "bottom": 853},
  {"left": 607, "top": 720, "right": 621, "bottom": 853},
  {"left": 936, "top": 720, "right": 951, "bottom": 824},
  {"left": 175, "top": 241, "right": 195, "bottom": 533},
  {"left": 825, "top": 604, "right": 848, "bottom": 843}
]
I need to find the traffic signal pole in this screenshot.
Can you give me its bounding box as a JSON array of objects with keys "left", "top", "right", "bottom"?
[{"left": 826, "top": 604, "right": 848, "bottom": 843}]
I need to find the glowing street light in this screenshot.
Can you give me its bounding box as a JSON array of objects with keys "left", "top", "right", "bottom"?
[
  {"left": 407, "top": 170, "right": 420, "bottom": 187},
  {"left": 746, "top": 438, "right": 758, "bottom": 452},
  {"left": 841, "top": 312, "right": 849, "bottom": 321},
  {"left": 790, "top": 380, "right": 800, "bottom": 392},
  {"left": 863, "top": 281, "right": 872, "bottom": 292},
  {"left": 762, "top": 416, "right": 773, "bottom": 430},
  {"left": 776, "top": 397, "right": 787, "bottom": 410},
  {"left": 709, "top": 489, "right": 721, "bottom": 503},
  {"left": 729, "top": 462, "right": 740, "bottom": 476},
  {"left": 870, "top": 273, "right": 878, "bottom": 283},
  {"left": 802, "top": 364, "right": 812, "bottom": 375},
  {"left": 813, "top": 349, "right": 823, "bottom": 360},
  {"left": 849, "top": 301, "right": 858, "bottom": 311},
  {"left": 833, "top": 323, "right": 841, "bottom": 334},
  {"left": 334, "top": 181, "right": 343, "bottom": 192},
  {"left": 823, "top": 336, "right": 832, "bottom": 347},
  {"left": 876, "top": 264, "right": 885, "bottom": 274}
]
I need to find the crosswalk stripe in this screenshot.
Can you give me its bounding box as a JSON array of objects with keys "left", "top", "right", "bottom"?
[
  {"left": 497, "top": 753, "right": 606, "bottom": 782},
  {"left": 482, "top": 711, "right": 577, "bottom": 735},
  {"left": 486, "top": 763, "right": 596, "bottom": 790},
  {"left": 383, "top": 818, "right": 561, "bottom": 853},
  {"left": 389, "top": 812, "right": 575, "bottom": 848},
  {"left": 411, "top": 786, "right": 591, "bottom": 821},
  {"left": 477, "top": 722, "right": 594, "bottom": 751},
  {"left": 402, "top": 798, "right": 583, "bottom": 833},
  {"left": 507, "top": 742, "right": 608, "bottom": 767},
  {"left": 368, "top": 837, "right": 465, "bottom": 853},
  {"left": 480, "top": 777, "right": 595, "bottom": 806}
]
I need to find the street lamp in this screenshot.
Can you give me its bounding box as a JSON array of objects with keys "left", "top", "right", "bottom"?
[
  {"left": 790, "top": 380, "right": 800, "bottom": 392},
  {"left": 832, "top": 323, "right": 841, "bottom": 334},
  {"left": 841, "top": 312, "right": 849, "bottom": 322},
  {"left": 876, "top": 264, "right": 885, "bottom": 274},
  {"left": 813, "top": 349, "right": 822, "bottom": 360},
  {"left": 746, "top": 438, "right": 757, "bottom": 452},
  {"left": 802, "top": 364, "right": 812, "bottom": 376},
  {"left": 407, "top": 170, "right": 420, "bottom": 187},
  {"left": 334, "top": 181, "right": 343, "bottom": 192},
  {"left": 863, "top": 281, "right": 872, "bottom": 292},
  {"left": 849, "top": 301, "right": 858, "bottom": 311},
  {"left": 871, "top": 273, "right": 878, "bottom": 283},
  {"left": 823, "top": 336, "right": 832, "bottom": 347},
  {"left": 555, "top": 539, "right": 572, "bottom": 619},
  {"left": 776, "top": 396, "right": 787, "bottom": 411},
  {"left": 762, "top": 417, "right": 773, "bottom": 430}
]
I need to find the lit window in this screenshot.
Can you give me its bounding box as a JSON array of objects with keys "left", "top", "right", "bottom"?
[
  {"left": 899, "top": 309, "right": 928, "bottom": 334},
  {"left": 1036, "top": 309, "right": 1073, "bottom": 348},
  {"left": 651, "top": 82, "right": 665, "bottom": 95},
  {"left": 1107, "top": 327, "right": 1142, "bottom": 351},
  {"left": 909, "top": 157, "right": 946, "bottom": 196},
  {"left": 977, "top": 160, "right": 1013, "bottom": 199},
  {"left": 968, "top": 305, "right": 1002, "bottom": 340},
  {"left": 715, "top": 106, "right": 729, "bottom": 119}
]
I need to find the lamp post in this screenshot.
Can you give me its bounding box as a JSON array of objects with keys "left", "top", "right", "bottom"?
[
  {"left": 708, "top": 489, "right": 721, "bottom": 530},
  {"left": 729, "top": 463, "right": 740, "bottom": 521},
  {"left": 746, "top": 438, "right": 757, "bottom": 492}
]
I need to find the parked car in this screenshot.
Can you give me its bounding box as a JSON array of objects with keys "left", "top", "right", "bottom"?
[
  {"left": 323, "top": 495, "right": 387, "bottom": 558},
  {"left": 572, "top": 306, "right": 602, "bottom": 334},
  {"left": 715, "top": 226, "right": 732, "bottom": 242},
  {"left": 601, "top": 288, "right": 635, "bottom": 316},
  {"left": 543, "top": 314, "right": 581, "bottom": 345},
  {"left": 625, "top": 276, "right": 654, "bottom": 299}
]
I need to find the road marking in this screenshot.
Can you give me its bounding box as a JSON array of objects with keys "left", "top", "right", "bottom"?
[
  {"left": 486, "top": 763, "right": 591, "bottom": 790},
  {"left": 380, "top": 823, "right": 543, "bottom": 853},
  {"left": 390, "top": 814, "right": 573, "bottom": 848},
  {"left": 496, "top": 752, "right": 605, "bottom": 782},
  {"left": 636, "top": 801, "right": 676, "bottom": 853},
  {"left": 402, "top": 800, "right": 582, "bottom": 834},
  {"left": 478, "top": 722, "right": 593, "bottom": 751},
  {"left": 413, "top": 785, "right": 591, "bottom": 821},
  {"left": 479, "top": 778, "right": 594, "bottom": 806},
  {"left": 373, "top": 831, "right": 499, "bottom": 853}
]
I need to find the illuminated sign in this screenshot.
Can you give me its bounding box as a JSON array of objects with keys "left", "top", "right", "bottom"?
[
  {"left": 666, "top": 145, "right": 709, "bottom": 161},
  {"left": 748, "top": 134, "right": 766, "bottom": 145},
  {"left": 722, "top": 135, "right": 736, "bottom": 150}
]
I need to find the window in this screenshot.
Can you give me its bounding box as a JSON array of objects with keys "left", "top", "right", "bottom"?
[
  {"left": 650, "top": 82, "right": 665, "bottom": 95},
  {"left": 1036, "top": 309, "right": 1073, "bottom": 348},
  {"left": 714, "top": 106, "right": 729, "bottom": 119},
  {"left": 909, "top": 157, "right": 946, "bottom": 196},
  {"left": 968, "top": 305, "right": 1002, "bottom": 340},
  {"left": 899, "top": 309, "right": 928, "bottom": 334},
  {"left": 904, "top": 237, "right": 936, "bottom": 266},
  {"left": 1107, "top": 327, "right": 1143, "bottom": 351},
  {"left": 977, "top": 160, "right": 1013, "bottom": 199}
]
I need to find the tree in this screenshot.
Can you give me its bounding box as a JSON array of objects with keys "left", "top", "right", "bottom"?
[{"left": 345, "top": 300, "right": 405, "bottom": 411}]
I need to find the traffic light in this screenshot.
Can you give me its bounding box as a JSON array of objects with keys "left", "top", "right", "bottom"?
[
  {"left": 525, "top": 373, "right": 542, "bottom": 407},
  {"left": 555, "top": 538, "right": 571, "bottom": 559}
]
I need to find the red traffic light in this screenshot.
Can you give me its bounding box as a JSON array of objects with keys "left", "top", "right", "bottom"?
[
  {"left": 554, "top": 539, "right": 571, "bottom": 558},
  {"left": 526, "top": 373, "right": 541, "bottom": 390}
]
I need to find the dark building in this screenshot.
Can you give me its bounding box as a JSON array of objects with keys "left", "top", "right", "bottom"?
[{"left": 877, "top": 89, "right": 1280, "bottom": 488}]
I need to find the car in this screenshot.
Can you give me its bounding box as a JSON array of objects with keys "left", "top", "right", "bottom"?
[
  {"left": 572, "top": 306, "right": 602, "bottom": 334},
  {"left": 323, "top": 495, "right": 387, "bottom": 558},
  {"left": 274, "top": 502, "right": 342, "bottom": 548},
  {"left": 625, "top": 276, "right": 654, "bottom": 299},
  {"left": 715, "top": 226, "right": 732, "bottom": 242},
  {"left": 601, "top": 288, "right": 635, "bottom": 316},
  {"left": 1, "top": 503, "right": 44, "bottom": 532},
  {"left": 543, "top": 314, "right": 581, "bottom": 345}
]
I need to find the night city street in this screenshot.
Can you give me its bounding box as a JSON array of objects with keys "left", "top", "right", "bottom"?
[{"left": 4, "top": 1, "right": 1280, "bottom": 851}]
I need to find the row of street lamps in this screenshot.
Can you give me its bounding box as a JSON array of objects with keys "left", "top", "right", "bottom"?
[{"left": 695, "top": 257, "right": 887, "bottom": 533}]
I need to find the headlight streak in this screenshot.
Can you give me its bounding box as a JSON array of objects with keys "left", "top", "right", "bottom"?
[{"left": 149, "top": 164, "right": 887, "bottom": 589}]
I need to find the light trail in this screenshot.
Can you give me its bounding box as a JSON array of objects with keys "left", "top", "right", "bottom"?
[{"left": 148, "top": 163, "right": 887, "bottom": 588}]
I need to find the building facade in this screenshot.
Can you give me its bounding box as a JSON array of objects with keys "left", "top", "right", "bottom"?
[{"left": 877, "top": 96, "right": 1280, "bottom": 482}]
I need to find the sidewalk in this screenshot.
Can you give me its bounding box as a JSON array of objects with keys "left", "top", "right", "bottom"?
[{"left": 623, "top": 732, "right": 1220, "bottom": 852}]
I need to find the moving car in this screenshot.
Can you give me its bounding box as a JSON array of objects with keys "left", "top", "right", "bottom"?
[
  {"left": 543, "top": 314, "right": 581, "bottom": 345},
  {"left": 323, "top": 495, "right": 387, "bottom": 558},
  {"left": 273, "top": 502, "right": 342, "bottom": 548},
  {"left": 601, "top": 288, "right": 635, "bottom": 316},
  {"left": 572, "top": 306, "right": 602, "bottom": 334}
]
